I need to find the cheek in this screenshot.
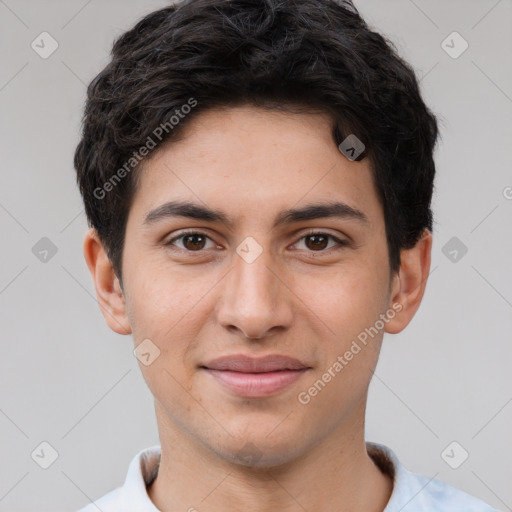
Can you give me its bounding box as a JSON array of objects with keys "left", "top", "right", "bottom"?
[
  {"left": 297, "top": 262, "right": 388, "bottom": 340},
  {"left": 124, "top": 264, "right": 213, "bottom": 369},
  {"left": 295, "top": 270, "right": 386, "bottom": 416},
  {"left": 292, "top": 259, "right": 390, "bottom": 403},
  {"left": 124, "top": 257, "right": 191, "bottom": 329}
]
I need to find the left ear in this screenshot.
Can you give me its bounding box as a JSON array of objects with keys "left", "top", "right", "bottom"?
[{"left": 385, "top": 229, "right": 432, "bottom": 334}]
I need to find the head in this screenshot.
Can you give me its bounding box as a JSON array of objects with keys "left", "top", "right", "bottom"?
[{"left": 77, "top": 0, "right": 438, "bottom": 467}]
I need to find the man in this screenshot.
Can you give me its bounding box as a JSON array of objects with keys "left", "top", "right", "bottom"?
[{"left": 74, "top": 0, "right": 498, "bottom": 510}]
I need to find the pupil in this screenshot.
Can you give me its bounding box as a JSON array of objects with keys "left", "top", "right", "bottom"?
[
  {"left": 184, "top": 234, "right": 205, "bottom": 250},
  {"left": 306, "top": 234, "right": 327, "bottom": 250}
]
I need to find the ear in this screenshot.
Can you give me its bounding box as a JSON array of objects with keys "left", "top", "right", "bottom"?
[
  {"left": 83, "top": 228, "right": 132, "bottom": 335},
  {"left": 385, "top": 229, "right": 432, "bottom": 334}
]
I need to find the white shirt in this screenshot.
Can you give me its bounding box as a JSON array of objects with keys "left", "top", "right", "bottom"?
[{"left": 76, "top": 442, "right": 498, "bottom": 511}]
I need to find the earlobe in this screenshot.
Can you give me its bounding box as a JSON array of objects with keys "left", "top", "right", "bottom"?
[
  {"left": 83, "top": 228, "right": 132, "bottom": 335},
  {"left": 384, "top": 229, "right": 432, "bottom": 335}
]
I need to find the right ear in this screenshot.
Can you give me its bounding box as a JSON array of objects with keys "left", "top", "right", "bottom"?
[{"left": 83, "top": 228, "right": 132, "bottom": 335}]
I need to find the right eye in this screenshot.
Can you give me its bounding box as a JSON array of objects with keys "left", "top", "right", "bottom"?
[{"left": 165, "top": 231, "right": 217, "bottom": 252}]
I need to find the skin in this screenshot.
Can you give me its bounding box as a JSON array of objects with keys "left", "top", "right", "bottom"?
[{"left": 84, "top": 105, "right": 432, "bottom": 512}]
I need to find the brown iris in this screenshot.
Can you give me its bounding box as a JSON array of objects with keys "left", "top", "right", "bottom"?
[
  {"left": 182, "top": 234, "right": 207, "bottom": 251},
  {"left": 304, "top": 234, "right": 329, "bottom": 251}
]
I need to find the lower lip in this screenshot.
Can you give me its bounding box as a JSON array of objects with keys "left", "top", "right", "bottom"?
[{"left": 202, "top": 368, "right": 309, "bottom": 397}]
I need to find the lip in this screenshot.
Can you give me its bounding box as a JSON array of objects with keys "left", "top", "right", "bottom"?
[
  {"left": 203, "top": 368, "right": 309, "bottom": 397},
  {"left": 202, "top": 354, "right": 309, "bottom": 373},
  {"left": 200, "top": 354, "right": 311, "bottom": 398}
]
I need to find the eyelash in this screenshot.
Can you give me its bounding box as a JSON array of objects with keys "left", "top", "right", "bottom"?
[{"left": 164, "top": 229, "right": 349, "bottom": 255}]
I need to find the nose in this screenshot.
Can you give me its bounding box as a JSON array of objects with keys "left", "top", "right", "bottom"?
[{"left": 215, "top": 243, "right": 293, "bottom": 340}]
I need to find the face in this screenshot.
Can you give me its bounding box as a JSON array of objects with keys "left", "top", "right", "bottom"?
[{"left": 109, "top": 105, "right": 406, "bottom": 467}]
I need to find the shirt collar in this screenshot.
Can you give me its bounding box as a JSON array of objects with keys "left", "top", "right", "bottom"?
[{"left": 118, "top": 444, "right": 162, "bottom": 512}]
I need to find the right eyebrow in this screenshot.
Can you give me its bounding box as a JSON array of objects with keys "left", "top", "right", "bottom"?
[{"left": 143, "top": 200, "right": 232, "bottom": 227}]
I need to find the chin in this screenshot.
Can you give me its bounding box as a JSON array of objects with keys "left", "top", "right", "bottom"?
[
  {"left": 229, "top": 444, "right": 300, "bottom": 469},
  {"left": 213, "top": 431, "right": 307, "bottom": 469}
]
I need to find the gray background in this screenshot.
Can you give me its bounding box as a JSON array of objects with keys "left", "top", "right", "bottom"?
[{"left": 0, "top": 0, "right": 511, "bottom": 511}]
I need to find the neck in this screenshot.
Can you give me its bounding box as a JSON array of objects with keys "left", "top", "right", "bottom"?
[{"left": 147, "top": 400, "right": 393, "bottom": 512}]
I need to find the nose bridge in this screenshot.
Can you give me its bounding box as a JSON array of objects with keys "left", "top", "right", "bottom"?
[
  {"left": 216, "top": 239, "right": 292, "bottom": 338},
  {"left": 234, "top": 246, "right": 276, "bottom": 303}
]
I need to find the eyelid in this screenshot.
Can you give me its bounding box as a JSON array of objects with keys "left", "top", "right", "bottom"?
[{"left": 297, "top": 227, "right": 348, "bottom": 241}]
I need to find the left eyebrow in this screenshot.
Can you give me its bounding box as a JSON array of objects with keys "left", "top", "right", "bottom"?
[
  {"left": 272, "top": 201, "right": 369, "bottom": 228},
  {"left": 142, "top": 200, "right": 369, "bottom": 229}
]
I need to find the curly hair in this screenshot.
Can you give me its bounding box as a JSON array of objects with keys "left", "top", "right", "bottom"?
[{"left": 74, "top": 0, "right": 439, "bottom": 288}]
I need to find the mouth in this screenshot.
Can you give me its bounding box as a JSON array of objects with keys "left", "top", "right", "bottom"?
[{"left": 200, "top": 354, "right": 311, "bottom": 397}]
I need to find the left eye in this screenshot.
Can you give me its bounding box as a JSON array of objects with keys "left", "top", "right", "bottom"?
[
  {"left": 294, "top": 232, "right": 347, "bottom": 252},
  {"left": 165, "top": 231, "right": 347, "bottom": 252}
]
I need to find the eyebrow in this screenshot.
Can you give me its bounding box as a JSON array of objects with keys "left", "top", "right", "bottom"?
[{"left": 143, "top": 200, "right": 369, "bottom": 229}]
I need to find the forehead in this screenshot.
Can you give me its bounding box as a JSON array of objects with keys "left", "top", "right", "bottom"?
[{"left": 130, "top": 105, "right": 382, "bottom": 229}]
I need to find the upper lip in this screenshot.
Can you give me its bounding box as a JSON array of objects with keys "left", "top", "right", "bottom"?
[{"left": 201, "top": 354, "right": 310, "bottom": 373}]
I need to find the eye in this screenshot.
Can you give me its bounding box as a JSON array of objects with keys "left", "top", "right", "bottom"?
[
  {"left": 164, "top": 230, "right": 349, "bottom": 254},
  {"left": 293, "top": 231, "right": 349, "bottom": 252},
  {"left": 165, "top": 231, "right": 217, "bottom": 251}
]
